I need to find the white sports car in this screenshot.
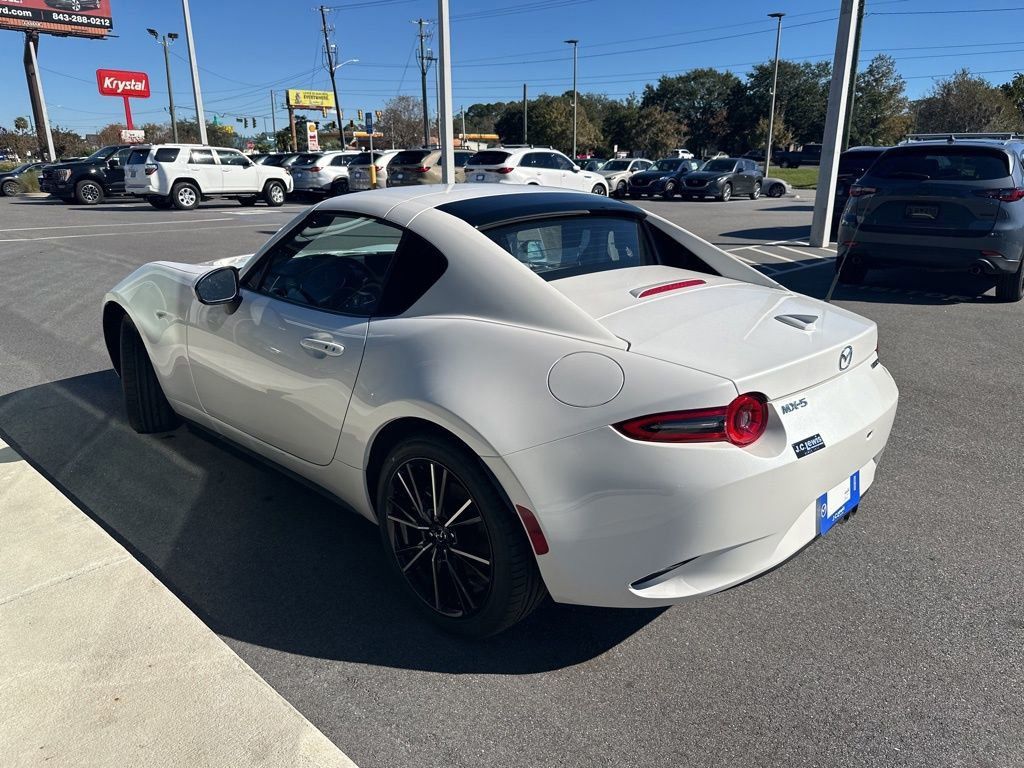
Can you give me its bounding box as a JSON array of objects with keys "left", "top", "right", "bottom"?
[{"left": 103, "top": 185, "right": 899, "bottom": 636}]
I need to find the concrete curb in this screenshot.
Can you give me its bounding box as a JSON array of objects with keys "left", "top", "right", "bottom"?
[{"left": 0, "top": 438, "right": 358, "bottom": 768}]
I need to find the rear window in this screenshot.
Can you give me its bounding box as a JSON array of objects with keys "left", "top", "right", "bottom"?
[
  {"left": 349, "top": 152, "right": 384, "bottom": 165},
  {"left": 838, "top": 150, "right": 883, "bottom": 176},
  {"left": 392, "top": 149, "right": 431, "bottom": 165},
  {"left": 484, "top": 215, "right": 654, "bottom": 281},
  {"left": 455, "top": 152, "right": 473, "bottom": 167},
  {"left": 295, "top": 153, "right": 323, "bottom": 165},
  {"left": 261, "top": 154, "right": 285, "bottom": 166},
  {"left": 870, "top": 147, "right": 1010, "bottom": 181},
  {"left": 155, "top": 148, "right": 180, "bottom": 163},
  {"left": 127, "top": 149, "right": 150, "bottom": 165},
  {"left": 467, "top": 150, "right": 511, "bottom": 166}
]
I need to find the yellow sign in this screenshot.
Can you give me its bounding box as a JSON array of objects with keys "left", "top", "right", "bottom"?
[{"left": 287, "top": 89, "right": 336, "bottom": 110}]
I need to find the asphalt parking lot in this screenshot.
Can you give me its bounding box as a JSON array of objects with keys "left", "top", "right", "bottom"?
[{"left": 1, "top": 192, "right": 1021, "bottom": 768}]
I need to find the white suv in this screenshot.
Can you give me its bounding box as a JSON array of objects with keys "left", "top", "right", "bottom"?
[
  {"left": 465, "top": 147, "right": 609, "bottom": 194},
  {"left": 290, "top": 150, "right": 360, "bottom": 196},
  {"left": 125, "top": 144, "right": 293, "bottom": 210}
]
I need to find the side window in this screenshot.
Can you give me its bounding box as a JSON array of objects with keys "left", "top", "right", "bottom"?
[
  {"left": 522, "top": 153, "right": 544, "bottom": 168},
  {"left": 155, "top": 148, "right": 180, "bottom": 163},
  {"left": 552, "top": 153, "right": 575, "bottom": 171},
  {"left": 216, "top": 150, "right": 250, "bottom": 167},
  {"left": 454, "top": 153, "right": 472, "bottom": 168},
  {"left": 331, "top": 154, "right": 353, "bottom": 166},
  {"left": 246, "top": 211, "right": 403, "bottom": 316},
  {"left": 190, "top": 149, "right": 216, "bottom": 165},
  {"left": 115, "top": 148, "right": 132, "bottom": 166}
]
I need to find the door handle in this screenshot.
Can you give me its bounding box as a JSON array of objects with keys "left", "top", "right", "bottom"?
[{"left": 300, "top": 337, "right": 344, "bottom": 357}]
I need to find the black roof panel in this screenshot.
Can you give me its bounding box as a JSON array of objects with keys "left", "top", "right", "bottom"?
[{"left": 436, "top": 191, "right": 644, "bottom": 229}]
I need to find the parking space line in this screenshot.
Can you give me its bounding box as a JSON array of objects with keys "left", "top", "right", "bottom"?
[
  {"left": 776, "top": 244, "right": 833, "bottom": 260},
  {"left": 748, "top": 246, "right": 797, "bottom": 263},
  {"left": 0, "top": 223, "right": 283, "bottom": 243},
  {"left": 0, "top": 218, "right": 234, "bottom": 233}
]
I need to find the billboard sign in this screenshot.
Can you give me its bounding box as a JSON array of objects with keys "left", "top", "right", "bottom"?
[
  {"left": 306, "top": 121, "right": 319, "bottom": 152},
  {"left": 120, "top": 129, "right": 145, "bottom": 144},
  {"left": 96, "top": 68, "right": 149, "bottom": 98},
  {"left": 287, "top": 89, "right": 335, "bottom": 110},
  {"left": 0, "top": 0, "right": 114, "bottom": 39}
]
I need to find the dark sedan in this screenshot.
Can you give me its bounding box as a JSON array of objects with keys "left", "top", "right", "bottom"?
[
  {"left": 0, "top": 162, "right": 45, "bottom": 197},
  {"left": 627, "top": 157, "right": 701, "bottom": 199},
  {"left": 679, "top": 157, "right": 764, "bottom": 201}
]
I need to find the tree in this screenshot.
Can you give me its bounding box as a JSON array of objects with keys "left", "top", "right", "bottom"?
[
  {"left": 601, "top": 97, "right": 680, "bottom": 157},
  {"left": 914, "top": 69, "right": 1019, "bottom": 133},
  {"left": 1000, "top": 72, "right": 1024, "bottom": 126},
  {"left": 379, "top": 94, "right": 427, "bottom": 148},
  {"left": 50, "top": 127, "right": 90, "bottom": 158},
  {"left": 501, "top": 94, "right": 601, "bottom": 156},
  {"left": 849, "top": 54, "right": 912, "bottom": 146},
  {"left": 14, "top": 116, "right": 29, "bottom": 133},
  {"left": 642, "top": 69, "right": 740, "bottom": 157},
  {"left": 727, "top": 60, "right": 831, "bottom": 151},
  {"left": 462, "top": 101, "right": 511, "bottom": 135}
]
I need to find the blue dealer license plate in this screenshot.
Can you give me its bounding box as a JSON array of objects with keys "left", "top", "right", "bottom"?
[{"left": 817, "top": 471, "right": 861, "bottom": 536}]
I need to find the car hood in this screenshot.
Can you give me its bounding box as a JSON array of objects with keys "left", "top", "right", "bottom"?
[{"left": 550, "top": 265, "right": 877, "bottom": 400}]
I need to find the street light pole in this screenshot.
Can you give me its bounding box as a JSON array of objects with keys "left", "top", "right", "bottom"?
[
  {"left": 147, "top": 29, "right": 179, "bottom": 143},
  {"left": 180, "top": 0, "right": 207, "bottom": 144},
  {"left": 564, "top": 39, "right": 578, "bottom": 160},
  {"left": 764, "top": 12, "right": 785, "bottom": 179}
]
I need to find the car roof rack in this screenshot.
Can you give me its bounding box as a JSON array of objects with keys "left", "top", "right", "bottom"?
[{"left": 901, "top": 132, "right": 1024, "bottom": 144}]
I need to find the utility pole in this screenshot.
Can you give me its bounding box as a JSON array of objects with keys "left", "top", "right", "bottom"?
[
  {"left": 460, "top": 106, "right": 466, "bottom": 145},
  {"left": 414, "top": 18, "right": 430, "bottom": 147},
  {"left": 523, "top": 83, "right": 528, "bottom": 144},
  {"left": 147, "top": 29, "right": 179, "bottom": 143},
  {"left": 23, "top": 32, "right": 55, "bottom": 161},
  {"left": 842, "top": 0, "right": 866, "bottom": 150},
  {"left": 810, "top": 0, "right": 862, "bottom": 248},
  {"left": 437, "top": 0, "right": 454, "bottom": 182},
  {"left": 270, "top": 90, "right": 277, "bottom": 135},
  {"left": 764, "top": 12, "right": 785, "bottom": 178},
  {"left": 564, "top": 39, "right": 578, "bottom": 159},
  {"left": 319, "top": 6, "right": 346, "bottom": 147},
  {"left": 181, "top": 0, "right": 207, "bottom": 144}
]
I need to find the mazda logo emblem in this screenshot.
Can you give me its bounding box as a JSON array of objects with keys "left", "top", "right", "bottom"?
[{"left": 839, "top": 345, "right": 854, "bottom": 370}]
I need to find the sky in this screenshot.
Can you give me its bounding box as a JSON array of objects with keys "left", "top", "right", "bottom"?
[{"left": 2, "top": 0, "right": 1024, "bottom": 136}]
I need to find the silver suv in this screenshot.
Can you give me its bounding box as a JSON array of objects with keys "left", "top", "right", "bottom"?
[
  {"left": 289, "top": 151, "right": 360, "bottom": 197},
  {"left": 837, "top": 134, "right": 1024, "bottom": 301}
]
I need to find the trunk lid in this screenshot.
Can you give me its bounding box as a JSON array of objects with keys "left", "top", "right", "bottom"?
[{"left": 551, "top": 266, "right": 876, "bottom": 400}]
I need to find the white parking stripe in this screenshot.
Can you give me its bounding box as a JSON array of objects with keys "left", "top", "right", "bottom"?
[
  {"left": 776, "top": 244, "right": 832, "bottom": 260},
  {"left": 748, "top": 246, "right": 797, "bottom": 263},
  {"left": 0, "top": 217, "right": 234, "bottom": 233},
  {"left": 0, "top": 223, "right": 282, "bottom": 243}
]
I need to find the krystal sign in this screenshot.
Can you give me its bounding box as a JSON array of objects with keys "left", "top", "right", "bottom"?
[{"left": 95, "top": 68, "right": 149, "bottom": 129}]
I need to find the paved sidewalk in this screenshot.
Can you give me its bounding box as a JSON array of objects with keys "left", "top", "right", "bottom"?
[{"left": 0, "top": 437, "right": 358, "bottom": 768}]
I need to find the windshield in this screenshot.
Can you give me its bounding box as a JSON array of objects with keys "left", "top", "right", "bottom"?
[
  {"left": 653, "top": 159, "right": 684, "bottom": 172},
  {"left": 85, "top": 146, "right": 116, "bottom": 162},
  {"left": 484, "top": 215, "right": 653, "bottom": 282},
  {"left": 870, "top": 147, "right": 1009, "bottom": 181},
  {"left": 603, "top": 160, "right": 631, "bottom": 171},
  {"left": 9, "top": 163, "right": 33, "bottom": 174},
  {"left": 703, "top": 159, "right": 737, "bottom": 173}
]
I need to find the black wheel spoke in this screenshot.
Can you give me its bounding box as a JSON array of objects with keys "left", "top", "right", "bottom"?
[{"left": 385, "top": 457, "right": 494, "bottom": 618}]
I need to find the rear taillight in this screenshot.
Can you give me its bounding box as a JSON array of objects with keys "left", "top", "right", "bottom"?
[
  {"left": 414, "top": 166, "right": 431, "bottom": 173},
  {"left": 309, "top": 166, "right": 322, "bottom": 172},
  {"left": 849, "top": 185, "right": 876, "bottom": 197},
  {"left": 635, "top": 279, "right": 706, "bottom": 299},
  {"left": 144, "top": 164, "right": 158, "bottom": 176},
  {"left": 614, "top": 393, "right": 769, "bottom": 447},
  {"left": 974, "top": 187, "right": 1024, "bottom": 202},
  {"left": 493, "top": 166, "right": 514, "bottom": 174}
]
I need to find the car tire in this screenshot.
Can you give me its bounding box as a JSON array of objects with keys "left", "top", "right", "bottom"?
[
  {"left": 718, "top": 182, "right": 732, "bottom": 202},
  {"left": 146, "top": 195, "right": 171, "bottom": 209},
  {"left": 614, "top": 181, "right": 627, "bottom": 198},
  {"left": 75, "top": 179, "right": 104, "bottom": 205},
  {"left": 376, "top": 435, "right": 547, "bottom": 637},
  {"left": 238, "top": 195, "right": 259, "bottom": 206},
  {"left": 170, "top": 181, "right": 200, "bottom": 210},
  {"left": 836, "top": 258, "right": 868, "bottom": 285},
  {"left": 662, "top": 181, "right": 677, "bottom": 199},
  {"left": 750, "top": 181, "right": 762, "bottom": 200},
  {"left": 995, "top": 263, "right": 1024, "bottom": 302},
  {"left": 590, "top": 183, "right": 607, "bottom": 196},
  {"left": 329, "top": 179, "right": 349, "bottom": 197},
  {"left": 119, "top": 315, "right": 180, "bottom": 434},
  {"left": 767, "top": 182, "right": 785, "bottom": 198},
  {"left": 1, "top": 179, "right": 20, "bottom": 196},
  {"left": 264, "top": 180, "right": 286, "bottom": 206}
]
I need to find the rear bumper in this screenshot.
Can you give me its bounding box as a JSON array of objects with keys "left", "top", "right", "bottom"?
[
  {"left": 500, "top": 358, "right": 899, "bottom": 608},
  {"left": 837, "top": 222, "right": 1023, "bottom": 275}
]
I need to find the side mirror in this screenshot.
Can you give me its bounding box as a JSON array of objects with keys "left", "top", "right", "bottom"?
[
  {"left": 108, "top": 157, "right": 121, "bottom": 168},
  {"left": 572, "top": 164, "right": 581, "bottom": 172},
  {"left": 195, "top": 266, "right": 240, "bottom": 306}
]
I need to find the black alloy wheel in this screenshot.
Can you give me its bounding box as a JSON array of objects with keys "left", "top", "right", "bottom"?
[
  {"left": 662, "top": 181, "right": 677, "bottom": 199},
  {"left": 1, "top": 179, "right": 20, "bottom": 196},
  {"left": 718, "top": 182, "right": 732, "bottom": 202},
  {"left": 377, "top": 437, "right": 546, "bottom": 636},
  {"left": 750, "top": 181, "right": 762, "bottom": 200}
]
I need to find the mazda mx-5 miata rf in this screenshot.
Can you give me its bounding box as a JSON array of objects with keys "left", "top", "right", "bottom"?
[{"left": 103, "top": 185, "right": 899, "bottom": 636}]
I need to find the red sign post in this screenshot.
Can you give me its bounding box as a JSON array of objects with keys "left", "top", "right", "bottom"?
[{"left": 95, "top": 68, "right": 150, "bottom": 129}]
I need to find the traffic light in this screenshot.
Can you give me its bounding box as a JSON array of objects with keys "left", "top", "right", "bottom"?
[
  {"left": 250, "top": 116, "right": 255, "bottom": 127},
  {"left": 375, "top": 110, "right": 383, "bottom": 121},
  {"left": 357, "top": 109, "right": 363, "bottom": 121}
]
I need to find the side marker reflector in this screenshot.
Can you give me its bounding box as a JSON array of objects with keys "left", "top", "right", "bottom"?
[{"left": 515, "top": 505, "right": 549, "bottom": 556}]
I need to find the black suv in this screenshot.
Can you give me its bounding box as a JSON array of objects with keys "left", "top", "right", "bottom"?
[
  {"left": 627, "top": 157, "right": 701, "bottom": 199},
  {"left": 777, "top": 144, "right": 822, "bottom": 168},
  {"left": 831, "top": 145, "right": 889, "bottom": 238},
  {"left": 836, "top": 136, "right": 1024, "bottom": 301},
  {"left": 40, "top": 145, "right": 138, "bottom": 205},
  {"left": 679, "top": 157, "right": 764, "bottom": 201}
]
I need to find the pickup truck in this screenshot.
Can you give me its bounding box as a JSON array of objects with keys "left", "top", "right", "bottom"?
[
  {"left": 39, "top": 144, "right": 138, "bottom": 204},
  {"left": 776, "top": 144, "right": 822, "bottom": 168}
]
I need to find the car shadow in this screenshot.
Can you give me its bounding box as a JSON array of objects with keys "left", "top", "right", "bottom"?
[
  {"left": 770, "top": 262, "right": 1000, "bottom": 305},
  {"left": 720, "top": 225, "right": 811, "bottom": 241},
  {"left": 0, "top": 371, "right": 661, "bottom": 673}
]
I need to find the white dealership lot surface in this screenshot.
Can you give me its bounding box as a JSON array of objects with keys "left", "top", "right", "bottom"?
[{"left": 0, "top": 192, "right": 1021, "bottom": 768}]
